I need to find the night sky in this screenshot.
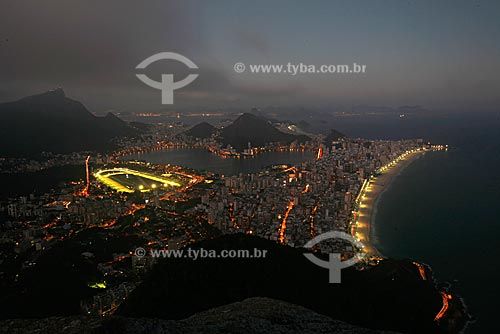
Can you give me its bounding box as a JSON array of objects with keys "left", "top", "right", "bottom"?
[{"left": 0, "top": 0, "right": 499, "bottom": 112}]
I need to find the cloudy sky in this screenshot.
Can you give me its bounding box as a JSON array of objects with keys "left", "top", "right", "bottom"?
[{"left": 0, "top": 0, "right": 499, "bottom": 112}]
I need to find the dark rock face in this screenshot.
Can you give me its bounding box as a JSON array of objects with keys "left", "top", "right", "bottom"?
[
  {"left": 117, "top": 234, "right": 445, "bottom": 333},
  {"left": 0, "top": 89, "right": 138, "bottom": 156},
  {"left": 0, "top": 298, "right": 400, "bottom": 334},
  {"left": 0, "top": 316, "right": 102, "bottom": 334}
]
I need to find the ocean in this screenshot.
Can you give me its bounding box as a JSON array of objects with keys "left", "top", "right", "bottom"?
[{"left": 369, "top": 114, "right": 500, "bottom": 333}]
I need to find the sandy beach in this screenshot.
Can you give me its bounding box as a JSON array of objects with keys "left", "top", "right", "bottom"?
[{"left": 354, "top": 150, "right": 424, "bottom": 257}]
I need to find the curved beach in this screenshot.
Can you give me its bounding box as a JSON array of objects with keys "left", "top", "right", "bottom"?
[{"left": 355, "top": 150, "right": 424, "bottom": 257}]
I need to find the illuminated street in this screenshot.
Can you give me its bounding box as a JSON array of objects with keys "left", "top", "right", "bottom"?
[{"left": 278, "top": 201, "right": 295, "bottom": 244}]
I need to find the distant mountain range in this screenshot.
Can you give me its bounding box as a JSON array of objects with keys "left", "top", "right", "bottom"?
[
  {"left": 0, "top": 89, "right": 140, "bottom": 157},
  {"left": 220, "top": 113, "right": 310, "bottom": 150},
  {"left": 350, "top": 105, "right": 429, "bottom": 115},
  {"left": 182, "top": 113, "right": 311, "bottom": 151},
  {"left": 183, "top": 122, "right": 216, "bottom": 139}
]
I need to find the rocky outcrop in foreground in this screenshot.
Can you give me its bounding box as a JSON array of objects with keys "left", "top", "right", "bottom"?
[{"left": 0, "top": 297, "right": 399, "bottom": 334}]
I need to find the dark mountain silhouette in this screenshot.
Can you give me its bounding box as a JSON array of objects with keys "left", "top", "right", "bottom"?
[
  {"left": 0, "top": 298, "right": 401, "bottom": 333},
  {"left": 184, "top": 122, "right": 216, "bottom": 139},
  {"left": 350, "top": 105, "right": 430, "bottom": 115},
  {"left": 101, "top": 111, "right": 127, "bottom": 128},
  {"left": 221, "top": 113, "right": 309, "bottom": 150},
  {"left": 117, "top": 234, "right": 467, "bottom": 333},
  {"left": 0, "top": 89, "right": 138, "bottom": 156},
  {"left": 296, "top": 120, "right": 311, "bottom": 130},
  {"left": 351, "top": 105, "right": 394, "bottom": 114},
  {"left": 325, "top": 129, "right": 346, "bottom": 148}
]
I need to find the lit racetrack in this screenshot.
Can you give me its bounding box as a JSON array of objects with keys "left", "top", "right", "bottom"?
[{"left": 94, "top": 168, "right": 182, "bottom": 193}]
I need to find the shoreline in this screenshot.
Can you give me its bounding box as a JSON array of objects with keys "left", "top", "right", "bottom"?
[
  {"left": 355, "top": 148, "right": 472, "bottom": 333},
  {"left": 354, "top": 150, "right": 424, "bottom": 257}
]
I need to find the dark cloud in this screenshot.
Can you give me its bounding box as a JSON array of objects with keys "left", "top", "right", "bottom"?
[
  {"left": 0, "top": 0, "right": 206, "bottom": 110},
  {"left": 234, "top": 29, "right": 270, "bottom": 54},
  {"left": 0, "top": 1, "right": 499, "bottom": 112}
]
